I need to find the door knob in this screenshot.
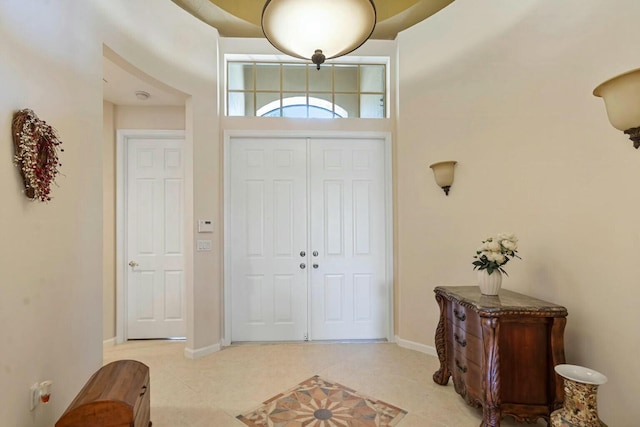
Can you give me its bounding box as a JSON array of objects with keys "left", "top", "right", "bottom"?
[
  {"left": 128, "top": 261, "right": 139, "bottom": 267},
  {"left": 300, "top": 251, "right": 306, "bottom": 257},
  {"left": 313, "top": 263, "right": 319, "bottom": 269},
  {"left": 300, "top": 263, "right": 306, "bottom": 269},
  {"left": 312, "top": 251, "right": 319, "bottom": 257}
]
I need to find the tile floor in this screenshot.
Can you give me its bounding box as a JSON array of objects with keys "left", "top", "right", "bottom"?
[
  {"left": 104, "top": 340, "right": 546, "bottom": 426},
  {"left": 236, "top": 374, "right": 408, "bottom": 426}
]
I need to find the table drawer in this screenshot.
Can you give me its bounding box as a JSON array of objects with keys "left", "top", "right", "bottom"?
[
  {"left": 451, "top": 352, "right": 482, "bottom": 400},
  {"left": 447, "top": 301, "right": 482, "bottom": 337},
  {"left": 448, "top": 325, "right": 482, "bottom": 365}
]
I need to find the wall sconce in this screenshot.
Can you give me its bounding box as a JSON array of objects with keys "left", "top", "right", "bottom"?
[
  {"left": 429, "top": 161, "right": 457, "bottom": 196},
  {"left": 593, "top": 67, "right": 640, "bottom": 149}
]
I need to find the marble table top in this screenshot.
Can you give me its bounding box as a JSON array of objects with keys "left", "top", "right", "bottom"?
[{"left": 434, "top": 286, "right": 568, "bottom": 316}]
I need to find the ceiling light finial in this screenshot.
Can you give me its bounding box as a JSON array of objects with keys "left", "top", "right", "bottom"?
[
  {"left": 311, "top": 50, "right": 325, "bottom": 70},
  {"left": 262, "top": 0, "right": 376, "bottom": 68}
]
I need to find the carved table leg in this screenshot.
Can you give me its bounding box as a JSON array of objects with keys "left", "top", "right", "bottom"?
[
  {"left": 550, "top": 316, "right": 567, "bottom": 412},
  {"left": 481, "top": 317, "right": 501, "bottom": 427},
  {"left": 432, "top": 293, "right": 450, "bottom": 385}
]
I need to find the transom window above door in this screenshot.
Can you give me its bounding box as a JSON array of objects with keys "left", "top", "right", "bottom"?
[{"left": 227, "top": 61, "right": 387, "bottom": 118}]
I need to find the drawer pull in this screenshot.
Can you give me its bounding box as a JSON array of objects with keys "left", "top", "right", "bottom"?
[
  {"left": 453, "top": 308, "right": 466, "bottom": 321},
  {"left": 455, "top": 359, "right": 468, "bottom": 373},
  {"left": 140, "top": 385, "right": 148, "bottom": 396},
  {"left": 454, "top": 333, "right": 467, "bottom": 347}
]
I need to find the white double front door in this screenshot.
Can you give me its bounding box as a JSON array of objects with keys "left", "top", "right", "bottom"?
[{"left": 229, "top": 136, "right": 389, "bottom": 342}]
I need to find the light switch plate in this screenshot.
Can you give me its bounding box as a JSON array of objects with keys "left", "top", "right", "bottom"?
[{"left": 197, "top": 240, "right": 212, "bottom": 251}]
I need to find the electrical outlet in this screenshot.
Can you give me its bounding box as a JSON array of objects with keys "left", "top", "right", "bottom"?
[{"left": 30, "top": 383, "right": 39, "bottom": 411}]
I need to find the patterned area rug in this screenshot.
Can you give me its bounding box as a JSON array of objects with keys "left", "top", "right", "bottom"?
[{"left": 237, "top": 375, "right": 408, "bottom": 426}]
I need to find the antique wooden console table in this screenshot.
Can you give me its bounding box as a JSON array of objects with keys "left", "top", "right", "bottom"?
[{"left": 433, "top": 286, "right": 567, "bottom": 427}]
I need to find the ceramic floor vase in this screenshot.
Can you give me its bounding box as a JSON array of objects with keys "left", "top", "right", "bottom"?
[
  {"left": 477, "top": 269, "right": 502, "bottom": 295},
  {"left": 550, "top": 364, "right": 607, "bottom": 427}
]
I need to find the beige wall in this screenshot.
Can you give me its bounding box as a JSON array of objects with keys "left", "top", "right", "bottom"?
[
  {"left": 99, "top": 0, "right": 221, "bottom": 354},
  {"left": 103, "top": 100, "right": 116, "bottom": 341},
  {"left": 396, "top": 0, "right": 640, "bottom": 424},
  {"left": 5, "top": 0, "right": 639, "bottom": 425},
  {"left": 2, "top": 2, "right": 212, "bottom": 424},
  {"left": 115, "top": 105, "right": 185, "bottom": 130},
  {"left": 220, "top": 37, "right": 398, "bottom": 340},
  {"left": 102, "top": 34, "right": 397, "bottom": 350},
  {"left": 0, "top": 2, "right": 104, "bottom": 425}
]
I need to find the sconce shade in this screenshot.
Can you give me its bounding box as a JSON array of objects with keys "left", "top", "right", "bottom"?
[
  {"left": 261, "top": 0, "right": 376, "bottom": 68},
  {"left": 429, "top": 161, "right": 457, "bottom": 196},
  {"left": 593, "top": 68, "right": 640, "bottom": 148}
]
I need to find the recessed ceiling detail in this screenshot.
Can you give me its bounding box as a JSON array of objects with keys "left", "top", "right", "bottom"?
[{"left": 172, "top": 0, "right": 453, "bottom": 40}]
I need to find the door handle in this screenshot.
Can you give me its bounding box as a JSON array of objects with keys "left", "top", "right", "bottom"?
[
  {"left": 300, "top": 263, "right": 306, "bottom": 269},
  {"left": 313, "top": 264, "right": 319, "bottom": 269},
  {"left": 312, "top": 251, "right": 319, "bottom": 257},
  {"left": 300, "top": 251, "right": 306, "bottom": 257},
  {"left": 128, "top": 261, "right": 139, "bottom": 267}
]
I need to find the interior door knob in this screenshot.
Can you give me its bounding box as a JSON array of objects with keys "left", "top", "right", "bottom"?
[
  {"left": 128, "top": 261, "right": 139, "bottom": 267},
  {"left": 312, "top": 251, "right": 319, "bottom": 257},
  {"left": 313, "top": 263, "right": 319, "bottom": 269},
  {"left": 300, "top": 263, "right": 306, "bottom": 269},
  {"left": 300, "top": 251, "right": 306, "bottom": 257}
]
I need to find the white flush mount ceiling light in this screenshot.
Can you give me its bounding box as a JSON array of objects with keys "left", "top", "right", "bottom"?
[
  {"left": 135, "top": 90, "right": 150, "bottom": 101},
  {"left": 261, "top": 0, "right": 377, "bottom": 70}
]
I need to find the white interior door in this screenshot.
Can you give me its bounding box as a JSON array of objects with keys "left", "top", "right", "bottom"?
[
  {"left": 126, "top": 138, "right": 186, "bottom": 339},
  {"left": 230, "top": 138, "right": 308, "bottom": 341},
  {"left": 309, "top": 138, "right": 387, "bottom": 340}
]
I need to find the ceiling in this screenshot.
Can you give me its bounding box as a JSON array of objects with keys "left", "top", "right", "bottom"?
[
  {"left": 172, "top": 0, "right": 454, "bottom": 39},
  {"left": 103, "top": 0, "right": 454, "bottom": 106},
  {"left": 103, "top": 50, "right": 188, "bottom": 107}
]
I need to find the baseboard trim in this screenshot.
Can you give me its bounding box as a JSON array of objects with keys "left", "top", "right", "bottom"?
[
  {"left": 103, "top": 337, "right": 117, "bottom": 348},
  {"left": 184, "top": 342, "right": 221, "bottom": 359},
  {"left": 395, "top": 336, "right": 437, "bottom": 357},
  {"left": 184, "top": 338, "right": 433, "bottom": 358}
]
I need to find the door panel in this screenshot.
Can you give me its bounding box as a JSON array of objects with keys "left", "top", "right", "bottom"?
[
  {"left": 230, "top": 138, "right": 308, "bottom": 341},
  {"left": 126, "top": 138, "right": 185, "bottom": 339},
  {"left": 309, "top": 139, "right": 387, "bottom": 340}
]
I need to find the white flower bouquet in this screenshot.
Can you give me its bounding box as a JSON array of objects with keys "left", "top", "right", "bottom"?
[{"left": 472, "top": 233, "right": 520, "bottom": 275}]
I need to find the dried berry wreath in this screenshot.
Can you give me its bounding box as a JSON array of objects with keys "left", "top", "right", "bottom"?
[{"left": 12, "top": 109, "right": 63, "bottom": 201}]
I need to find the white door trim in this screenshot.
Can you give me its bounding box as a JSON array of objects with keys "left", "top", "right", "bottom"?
[
  {"left": 222, "top": 130, "right": 394, "bottom": 345},
  {"left": 116, "top": 129, "right": 190, "bottom": 343}
]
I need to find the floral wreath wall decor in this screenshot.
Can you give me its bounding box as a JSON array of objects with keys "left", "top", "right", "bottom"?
[{"left": 12, "top": 109, "right": 64, "bottom": 201}]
